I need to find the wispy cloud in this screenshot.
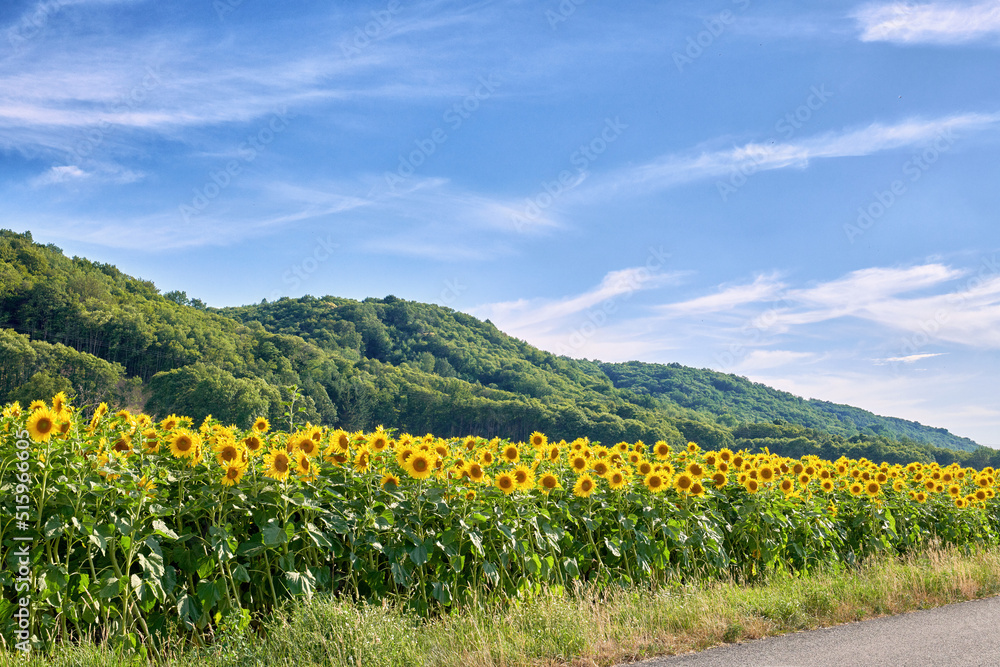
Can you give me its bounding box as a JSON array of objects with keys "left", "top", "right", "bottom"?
[
  {"left": 877, "top": 352, "right": 947, "bottom": 364},
  {"left": 579, "top": 113, "right": 1000, "bottom": 201},
  {"left": 659, "top": 274, "right": 785, "bottom": 314},
  {"left": 854, "top": 1, "right": 1000, "bottom": 44},
  {"left": 660, "top": 261, "right": 1000, "bottom": 350},
  {"left": 28, "top": 163, "right": 143, "bottom": 186}
]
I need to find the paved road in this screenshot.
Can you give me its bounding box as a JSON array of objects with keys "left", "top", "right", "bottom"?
[{"left": 624, "top": 595, "right": 1000, "bottom": 667}]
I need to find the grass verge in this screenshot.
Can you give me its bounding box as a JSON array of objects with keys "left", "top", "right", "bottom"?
[{"left": 3, "top": 544, "right": 1000, "bottom": 667}]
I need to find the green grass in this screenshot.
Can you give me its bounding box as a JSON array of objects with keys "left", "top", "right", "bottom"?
[{"left": 4, "top": 544, "right": 1000, "bottom": 667}]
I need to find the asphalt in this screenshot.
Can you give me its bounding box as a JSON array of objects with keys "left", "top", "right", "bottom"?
[{"left": 620, "top": 595, "right": 1000, "bottom": 667}]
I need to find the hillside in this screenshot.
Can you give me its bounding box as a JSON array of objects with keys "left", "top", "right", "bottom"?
[
  {"left": 600, "top": 361, "right": 980, "bottom": 452},
  {"left": 1, "top": 229, "right": 995, "bottom": 468}
]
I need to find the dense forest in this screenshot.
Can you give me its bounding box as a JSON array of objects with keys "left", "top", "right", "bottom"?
[{"left": 2, "top": 229, "right": 997, "bottom": 468}]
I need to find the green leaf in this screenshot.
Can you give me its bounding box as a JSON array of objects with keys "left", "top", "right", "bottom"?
[
  {"left": 390, "top": 561, "right": 411, "bottom": 585},
  {"left": 262, "top": 523, "right": 287, "bottom": 547},
  {"left": 232, "top": 564, "right": 251, "bottom": 584},
  {"left": 482, "top": 562, "right": 500, "bottom": 586},
  {"left": 196, "top": 580, "right": 223, "bottom": 610},
  {"left": 177, "top": 594, "right": 200, "bottom": 629},
  {"left": 431, "top": 581, "right": 452, "bottom": 605},
  {"left": 237, "top": 535, "right": 267, "bottom": 558},
  {"left": 563, "top": 557, "right": 580, "bottom": 578},
  {"left": 209, "top": 526, "right": 235, "bottom": 562},
  {"left": 284, "top": 570, "right": 315, "bottom": 597},
  {"left": 98, "top": 574, "right": 122, "bottom": 599},
  {"left": 152, "top": 520, "right": 179, "bottom": 540},
  {"left": 410, "top": 541, "right": 430, "bottom": 566},
  {"left": 43, "top": 515, "right": 64, "bottom": 539}
]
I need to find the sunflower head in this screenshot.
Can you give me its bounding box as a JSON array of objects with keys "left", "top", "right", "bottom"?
[
  {"left": 529, "top": 431, "right": 547, "bottom": 448},
  {"left": 573, "top": 473, "right": 596, "bottom": 498},
  {"left": 221, "top": 465, "right": 244, "bottom": 487},
  {"left": 26, "top": 407, "right": 58, "bottom": 443},
  {"left": 539, "top": 472, "right": 560, "bottom": 493},
  {"left": 496, "top": 472, "right": 517, "bottom": 495}
]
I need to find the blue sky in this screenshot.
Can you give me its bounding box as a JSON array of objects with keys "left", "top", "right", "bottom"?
[{"left": 2, "top": 0, "right": 999, "bottom": 445}]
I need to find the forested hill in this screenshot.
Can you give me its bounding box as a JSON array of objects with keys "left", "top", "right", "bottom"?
[
  {"left": 1, "top": 229, "right": 994, "bottom": 468},
  {"left": 600, "top": 362, "right": 980, "bottom": 452}
]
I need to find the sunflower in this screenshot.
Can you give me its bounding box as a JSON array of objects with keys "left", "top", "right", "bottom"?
[
  {"left": 821, "top": 480, "right": 835, "bottom": 493},
  {"left": 466, "top": 462, "right": 486, "bottom": 484},
  {"left": 529, "top": 431, "right": 547, "bottom": 448},
  {"left": 711, "top": 472, "right": 728, "bottom": 489},
  {"left": 573, "top": 473, "right": 597, "bottom": 498},
  {"left": 570, "top": 454, "right": 588, "bottom": 473},
  {"left": 478, "top": 448, "right": 495, "bottom": 466},
  {"left": 674, "top": 473, "right": 694, "bottom": 494},
  {"left": 948, "top": 484, "right": 961, "bottom": 497},
  {"left": 975, "top": 488, "right": 988, "bottom": 502},
  {"left": 159, "top": 414, "right": 181, "bottom": 431},
  {"left": 539, "top": 472, "right": 560, "bottom": 494},
  {"left": 798, "top": 473, "right": 811, "bottom": 488},
  {"left": 548, "top": 445, "right": 561, "bottom": 462},
  {"left": 216, "top": 442, "right": 243, "bottom": 466},
  {"left": 395, "top": 444, "right": 415, "bottom": 468},
  {"left": 779, "top": 478, "right": 795, "bottom": 496},
  {"left": 241, "top": 434, "right": 264, "bottom": 457},
  {"left": 28, "top": 399, "right": 47, "bottom": 412},
  {"left": 849, "top": 482, "right": 863, "bottom": 496},
  {"left": 686, "top": 462, "right": 705, "bottom": 478},
  {"left": 591, "top": 460, "right": 611, "bottom": 478},
  {"left": 686, "top": 441, "right": 699, "bottom": 453},
  {"left": 512, "top": 464, "right": 535, "bottom": 491},
  {"left": 690, "top": 481, "right": 706, "bottom": 498},
  {"left": 111, "top": 435, "right": 132, "bottom": 454},
  {"left": 404, "top": 452, "right": 435, "bottom": 480},
  {"left": 294, "top": 451, "right": 316, "bottom": 478},
  {"left": 26, "top": 407, "right": 57, "bottom": 443},
  {"left": 746, "top": 479, "right": 760, "bottom": 494},
  {"left": 249, "top": 417, "right": 269, "bottom": 433},
  {"left": 2, "top": 401, "right": 22, "bottom": 419},
  {"left": 501, "top": 444, "right": 520, "bottom": 463},
  {"left": 653, "top": 441, "right": 672, "bottom": 460},
  {"left": 757, "top": 465, "right": 775, "bottom": 484},
  {"left": 169, "top": 429, "right": 200, "bottom": 458},
  {"left": 51, "top": 391, "right": 68, "bottom": 412},
  {"left": 263, "top": 449, "right": 292, "bottom": 481},
  {"left": 600, "top": 468, "right": 623, "bottom": 491},
  {"left": 142, "top": 429, "right": 160, "bottom": 454},
  {"left": 495, "top": 472, "right": 517, "bottom": 495},
  {"left": 915, "top": 492, "right": 927, "bottom": 503},
  {"left": 381, "top": 472, "right": 401, "bottom": 489},
  {"left": 221, "top": 464, "right": 244, "bottom": 487},
  {"left": 954, "top": 497, "right": 967, "bottom": 509},
  {"left": 354, "top": 450, "right": 371, "bottom": 473}
]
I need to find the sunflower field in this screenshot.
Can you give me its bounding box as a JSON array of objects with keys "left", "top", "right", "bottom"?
[{"left": 2, "top": 394, "right": 999, "bottom": 651}]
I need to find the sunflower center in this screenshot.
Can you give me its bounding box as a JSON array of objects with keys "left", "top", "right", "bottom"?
[
  {"left": 413, "top": 458, "right": 428, "bottom": 472},
  {"left": 275, "top": 456, "right": 288, "bottom": 473}
]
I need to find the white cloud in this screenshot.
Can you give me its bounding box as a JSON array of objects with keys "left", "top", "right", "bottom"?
[
  {"left": 877, "top": 352, "right": 946, "bottom": 364},
  {"left": 28, "top": 163, "right": 144, "bottom": 187},
  {"left": 854, "top": 1, "right": 1000, "bottom": 44},
  {"left": 659, "top": 274, "right": 785, "bottom": 314},
  {"left": 469, "top": 266, "right": 687, "bottom": 358},
  {"left": 579, "top": 113, "right": 1000, "bottom": 201}
]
